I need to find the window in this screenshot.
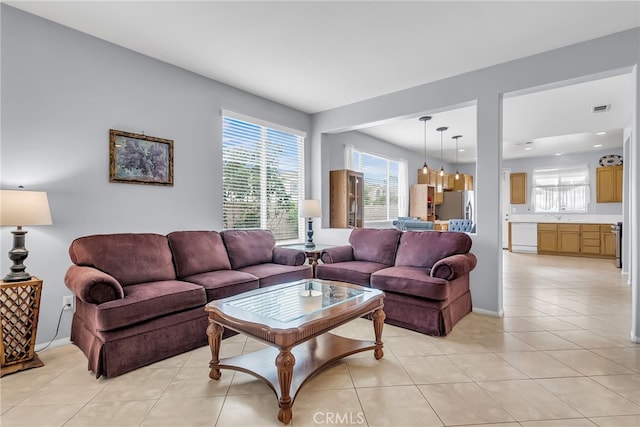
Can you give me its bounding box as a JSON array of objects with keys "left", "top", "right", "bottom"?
[
  {"left": 532, "top": 165, "right": 590, "bottom": 213},
  {"left": 351, "top": 149, "right": 407, "bottom": 221},
  {"left": 222, "top": 113, "right": 305, "bottom": 241}
]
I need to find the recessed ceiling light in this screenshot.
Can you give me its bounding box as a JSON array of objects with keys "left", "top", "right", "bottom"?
[
  {"left": 594, "top": 144, "right": 603, "bottom": 148},
  {"left": 555, "top": 152, "right": 563, "bottom": 156},
  {"left": 524, "top": 147, "right": 532, "bottom": 151},
  {"left": 596, "top": 131, "right": 607, "bottom": 136},
  {"left": 458, "top": 148, "right": 465, "bottom": 152}
]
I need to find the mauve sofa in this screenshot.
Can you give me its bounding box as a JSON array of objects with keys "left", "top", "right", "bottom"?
[
  {"left": 316, "top": 228, "right": 476, "bottom": 336},
  {"left": 64, "top": 229, "right": 311, "bottom": 378}
]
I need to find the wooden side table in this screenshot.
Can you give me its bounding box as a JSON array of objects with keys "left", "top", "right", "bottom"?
[
  {"left": 280, "top": 244, "right": 334, "bottom": 277},
  {"left": 0, "top": 277, "right": 44, "bottom": 376}
]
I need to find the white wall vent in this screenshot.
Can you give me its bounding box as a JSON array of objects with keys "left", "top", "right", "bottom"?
[{"left": 592, "top": 104, "right": 610, "bottom": 113}]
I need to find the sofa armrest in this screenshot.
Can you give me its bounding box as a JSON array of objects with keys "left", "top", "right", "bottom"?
[
  {"left": 430, "top": 253, "right": 477, "bottom": 281},
  {"left": 320, "top": 245, "right": 354, "bottom": 264},
  {"left": 64, "top": 265, "right": 125, "bottom": 305},
  {"left": 272, "top": 247, "right": 306, "bottom": 266}
]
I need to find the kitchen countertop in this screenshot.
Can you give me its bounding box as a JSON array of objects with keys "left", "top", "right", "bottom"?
[{"left": 509, "top": 214, "right": 622, "bottom": 224}]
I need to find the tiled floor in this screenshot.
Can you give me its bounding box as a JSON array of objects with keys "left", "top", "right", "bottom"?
[{"left": 1, "top": 252, "right": 638, "bottom": 426}]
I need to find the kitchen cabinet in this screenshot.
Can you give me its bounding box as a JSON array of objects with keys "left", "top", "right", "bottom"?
[
  {"left": 435, "top": 173, "right": 444, "bottom": 205},
  {"left": 536, "top": 223, "right": 615, "bottom": 258},
  {"left": 418, "top": 168, "right": 446, "bottom": 205},
  {"left": 601, "top": 225, "right": 616, "bottom": 256},
  {"left": 417, "top": 168, "right": 438, "bottom": 186},
  {"left": 558, "top": 224, "right": 580, "bottom": 254},
  {"left": 442, "top": 173, "right": 454, "bottom": 190},
  {"left": 596, "top": 165, "right": 623, "bottom": 203},
  {"left": 580, "top": 224, "right": 601, "bottom": 255},
  {"left": 330, "top": 169, "right": 364, "bottom": 228},
  {"left": 453, "top": 174, "right": 473, "bottom": 191},
  {"left": 537, "top": 223, "right": 558, "bottom": 253},
  {"left": 509, "top": 172, "right": 527, "bottom": 204},
  {"left": 409, "top": 184, "right": 435, "bottom": 221}
]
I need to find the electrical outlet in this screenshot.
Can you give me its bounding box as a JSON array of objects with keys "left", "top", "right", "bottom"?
[{"left": 63, "top": 295, "right": 75, "bottom": 311}]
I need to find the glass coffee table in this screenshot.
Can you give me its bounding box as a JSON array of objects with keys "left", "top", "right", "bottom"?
[{"left": 205, "top": 279, "right": 385, "bottom": 424}]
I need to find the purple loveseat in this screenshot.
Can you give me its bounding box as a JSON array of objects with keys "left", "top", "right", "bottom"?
[
  {"left": 64, "top": 229, "right": 311, "bottom": 378},
  {"left": 316, "top": 228, "right": 476, "bottom": 336}
]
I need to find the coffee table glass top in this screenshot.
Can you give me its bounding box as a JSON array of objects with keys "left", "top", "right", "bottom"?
[{"left": 225, "top": 280, "right": 366, "bottom": 323}]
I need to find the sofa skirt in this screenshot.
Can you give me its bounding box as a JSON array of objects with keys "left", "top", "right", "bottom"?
[
  {"left": 381, "top": 290, "right": 472, "bottom": 336},
  {"left": 71, "top": 303, "right": 209, "bottom": 378}
]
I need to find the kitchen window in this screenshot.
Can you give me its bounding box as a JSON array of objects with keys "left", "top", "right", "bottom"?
[
  {"left": 348, "top": 147, "right": 408, "bottom": 222},
  {"left": 222, "top": 112, "right": 305, "bottom": 241},
  {"left": 532, "top": 165, "right": 590, "bottom": 213}
]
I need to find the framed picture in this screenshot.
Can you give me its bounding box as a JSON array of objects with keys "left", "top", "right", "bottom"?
[{"left": 109, "top": 129, "right": 174, "bottom": 186}]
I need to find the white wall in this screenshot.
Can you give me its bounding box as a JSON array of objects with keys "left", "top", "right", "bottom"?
[
  {"left": 0, "top": 6, "right": 311, "bottom": 345},
  {"left": 312, "top": 27, "right": 640, "bottom": 328}
]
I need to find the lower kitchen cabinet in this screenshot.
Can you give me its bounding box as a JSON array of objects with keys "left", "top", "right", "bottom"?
[
  {"left": 601, "top": 225, "right": 616, "bottom": 256},
  {"left": 558, "top": 224, "right": 580, "bottom": 254},
  {"left": 537, "top": 223, "right": 615, "bottom": 258},
  {"left": 537, "top": 224, "right": 558, "bottom": 253}
]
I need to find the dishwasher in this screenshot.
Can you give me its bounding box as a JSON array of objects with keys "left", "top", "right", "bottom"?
[{"left": 510, "top": 223, "right": 538, "bottom": 253}]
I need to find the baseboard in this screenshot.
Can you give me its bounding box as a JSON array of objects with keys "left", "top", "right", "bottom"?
[
  {"left": 35, "top": 337, "right": 71, "bottom": 352},
  {"left": 472, "top": 307, "right": 504, "bottom": 317},
  {"left": 631, "top": 332, "right": 640, "bottom": 344}
]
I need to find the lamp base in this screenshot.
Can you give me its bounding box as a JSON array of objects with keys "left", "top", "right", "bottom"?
[
  {"left": 4, "top": 228, "right": 31, "bottom": 283},
  {"left": 305, "top": 218, "right": 315, "bottom": 249},
  {"left": 3, "top": 271, "right": 32, "bottom": 283}
]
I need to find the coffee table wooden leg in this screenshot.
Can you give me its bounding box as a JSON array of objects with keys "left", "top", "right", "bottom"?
[
  {"left": 207, "top": 319, "right": 224, "bottom": 380},
  {"left": 276, "top": 348, "right": 295, "bottom": 424},
  {"left": 372, "top": 308, "right": 385, "bottom": 360}
]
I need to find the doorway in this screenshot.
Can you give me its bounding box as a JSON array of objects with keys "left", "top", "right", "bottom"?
[{"left": 501, "top": 169, "right": 511, "bottom": 249}]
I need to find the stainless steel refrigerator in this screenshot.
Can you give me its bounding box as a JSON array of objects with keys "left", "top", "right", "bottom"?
[{"left": 437, "top": 191, "right": 474, "bottom": 221}]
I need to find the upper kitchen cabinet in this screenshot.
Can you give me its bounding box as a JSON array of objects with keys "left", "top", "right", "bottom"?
[
  {"left": 596, "top": 165, "right": 623, "bottom": 203},
  {"left": 453, "top": 174, "right": 473, "bottom": 191},
  {"left": 417, "top": 168, "right": 438, "bottom": 186},
  {"left": 509, "top": 172, "right": 527, "bottom": 204}
]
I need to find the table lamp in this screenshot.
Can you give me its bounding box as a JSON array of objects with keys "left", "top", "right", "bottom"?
[
  {"left": 1, "top": 189, "right": 52, "bottom": 282},
  {"left": 299, "top": 199, "right": 321, "bottom": 249}
]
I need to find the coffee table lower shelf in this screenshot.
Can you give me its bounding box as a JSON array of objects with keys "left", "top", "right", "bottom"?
[{"left": 209, "top": 330, "right": 383, "bottom": 424}]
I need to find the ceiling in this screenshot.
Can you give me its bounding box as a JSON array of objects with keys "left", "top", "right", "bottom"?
[{"left": 7, "top": 1, "right": 639, "bottom": 161}]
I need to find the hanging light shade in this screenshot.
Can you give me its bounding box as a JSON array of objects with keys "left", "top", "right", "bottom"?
[
  {"left": 452, "top": 135, "right": 462, "bottom": 180},
  {"left": 419, "top": 116, "right": 431, "bottom": 174},
  {"left": 437, "top": 126, "right": 448, "bottom": 177}
]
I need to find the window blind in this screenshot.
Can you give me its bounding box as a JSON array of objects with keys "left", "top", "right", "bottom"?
[
  {"left": 351, "top": 149, "right": 404, "bottom": 221},
  {"left": 222, "top": 115, "right": 304, "bottom": 241}
]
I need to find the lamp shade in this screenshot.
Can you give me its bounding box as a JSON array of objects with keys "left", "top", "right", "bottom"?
[
  {"left": 0, "top": 190, "right": 52, "bottom": 226},
  {"left": 299, "top": 199, "right": 321, "bottom": 218}
]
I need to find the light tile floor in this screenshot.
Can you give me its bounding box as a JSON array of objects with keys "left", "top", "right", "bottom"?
[{"left": 1, "top": 252, "right": 638, "bottom": 426}]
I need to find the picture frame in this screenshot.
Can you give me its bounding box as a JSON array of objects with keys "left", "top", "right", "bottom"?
[{"left": 109, "top": 129, "right": 174, "bottom": 186}]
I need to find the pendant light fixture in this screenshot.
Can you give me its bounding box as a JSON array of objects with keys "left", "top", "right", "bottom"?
[
  {"left": 452, "top": 135, "right": 462, "bottom": 180},
  {"left": 436, "top": 126, "right": 448, "bottom": 177},
  {"left": 419, "top": 116, "right": 432, "bottom": 174}
]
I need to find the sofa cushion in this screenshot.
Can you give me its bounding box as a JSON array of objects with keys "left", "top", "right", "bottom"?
[
  {"left": 349, "top": 228, "right": 402, "bottom": 266},
  {"left": 184, "top": 269, "right": 259, "bottom": 301},
  {"left": 371, "top": 266, "right": 450, "bottom": 300},
  {"left": 69, "top": 233, "right": 176, "bottom": 286},
  {"left": 316, "top": 261, "right": 388, "bottom": 287},
  {"left": 238, "top": 263, "right": 313, "bottom": 287},
  {"left": 395, "top": 230, "right": 472, "bottom": 269},
  {"left": 168, "top": 231, "right": 232, "bottom": 277},
  {"left": 95, "top": 280, "right": 206, "bottom": 331},
  {"left": 221, "top": 229, "right": 275, "bottom": 269}
]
